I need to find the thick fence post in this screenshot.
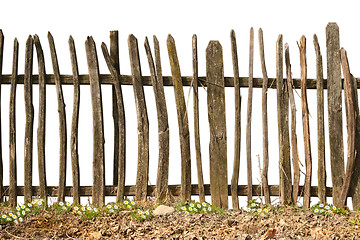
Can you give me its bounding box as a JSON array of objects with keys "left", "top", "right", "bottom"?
[
  {"left": 276, "top": 34, "right": 292, "bottom": 205},
  {"left": 0, "top": 30, "right": 3, "bottom": 203},
  {"left": 326, "top": 22, "right": 344, "bottom": 207},
  {"left": 34, "top": 35, "right": 47, "bottom": 202},
  {"left": 69, "top": 36, "right": 80, "bottom": 205},
  {"left": 167, "top": 34, "right": 191, "bottom": 201},
  {"left": 85, "top": 36, "right": 105, "bottom": 206},
  {"left": 128, "top": 34, "right": 149, "bottom": 202},
  {"left": 9, "top": 38, "right": 18, "bottom": 207},
  {"left": 206, "top": 40, "right": 228, "bottom": 209},
  {"left": 24, "top": 36, "right": 34, "bottom": 203}
]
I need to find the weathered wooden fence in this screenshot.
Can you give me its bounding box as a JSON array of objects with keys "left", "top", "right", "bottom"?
[{"left": 0, "top": 22, "right": 359, "bottom": 210}]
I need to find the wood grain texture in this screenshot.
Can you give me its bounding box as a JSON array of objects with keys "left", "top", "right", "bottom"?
[
  {"left": 285, "top": 43, "right": 300, "bottom": 205},
  {"left": 9, "top": 38, "right": 18, "bottom": 207},
  {"left": 68, "top": 36, "right": 80, "bottom": 204},
  {"left": 85, "top": 36, "right": 105, "bottom": 206},
  {"left": 276, "top": 34, "right": 292, "bottom": 205},
  {"left": 101, "top": 37, "right": 126, "bottom": 202},
  {"left": 167, "top": 34, "right": 191, "bottom": 201},
  {"left": 230, "top": 30, "right": 241, "bottom": 209},
  {"left": 339, "top": 48, "right": 356, "bottom": 207},
  {"left": 24, "top": 35, "right": 34, "bottom": 203},
  {"left": 109, "top": 31, "right": 126, "bottom": 202},
  {"left": 258, "top": 28, "right": 270, "bottom": 205},
  {"left": 144, "top": 36, "right": 170, "bottom": 202},
  {"left": 0, "top": 30, "right": 3, "bottom": 203},
  {"left": 313, "top": 34, "right": 326, "bottom": 203},
  {"left": 128, "top": 34, "right": 149, "bottom": 202},
  {"left": 0, "top": 184, "right": 335, "bottom": 198},
  {"left": 246, "top": 28, "right": 254, "bottom": 203},
  {"left": 350, "top": 73, "right": 360, "bottom": 209},
  {"left": 48, "top": 32, "right": 67, "bottom": 203},
  {"left": 299, "top": 36, "right": 312, "bottom": 208},
  {"left": 34, "top": 35, "right": 47, "bottom": 202},
  {"left": 326, "top": 23, "right": 344, "bottom": 206},
  {"left": 192, "top": 34, "right": 205, "bottom": 203},
  {"left": 206, "top": 40, "right": 228, "bottom": 209},
  {"left": 0, "top": 74, "right": 352, "bottom": 90}
]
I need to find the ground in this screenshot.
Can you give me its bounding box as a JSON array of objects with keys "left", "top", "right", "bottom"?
[{"left": 1, "top": 202, "right": 360, "bottom": 239}]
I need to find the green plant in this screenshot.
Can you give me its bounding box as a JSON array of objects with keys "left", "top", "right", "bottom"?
[
  {"left": 73, "top": 204, "right": 102, "bottom": 220},
  {"left": 311, "top": 202, "right": 349, "bottom": 216},
  {"left": 349, "top": 210, "right": 360, "bottom": 227},
  {"left": 178, "top": 201, "right": 215, "bottom": 214},
  {"left": 131, "top": 209, "right": 152, "bottom": 222},
  {"left": 246, "top": 199, "right": 271, "bottom": 216}
]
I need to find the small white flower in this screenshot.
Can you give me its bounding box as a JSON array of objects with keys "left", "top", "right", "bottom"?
[
  {"left": 190, "top": 203, "right": 195, "bottom": 207},
  {"left": 333, "top": 206, "right": 337, "bottom": 210},
  {"left": 138, "top": 210, "right": 143, "bottom": 214},
  {"left": 94, "top": 208, "right": 98, "bottom": 212},
  {"left": 261, "top": 213, "right": 265, "bottom": 216},
  {"left": 145, "top": 210, "right": 150, "bottom": 215},
  {"left": 16, "top": 206, "right": 21, "bottom": 211},
  {"left": 25, "top": 208, "right": 31, "bottom": 212},
  {"left": 81, "top": 207, "right": 86, "bottom": 211},
  {"left": 247, "top": 208, "right": 251, "bottom": 212},
  {"left": 319, "top": 204, "right": 324, "bottom": 208},
  {"left": 87, "top": 207, "right": 92, "bottom": 211},
  {"left": 188, "top": 207, "right": 193, "bottom": 211},
  {"left": 181, "top": 206, "right": 186, "bottom": 211},
  {"left": 9, "top": 213, "right": 13, "bottom": 216},
  {"left": 22, "top": 211, "right": 26, "bottom": 216},
  {"left": 202, "top": 202, "right": 207, "bottom": 207},
  {"left": 12, "top": 215, "right": 17, "bottom": 219},
  {"left": 131, "top": 201, "right": 135, "bottom": 206},
  {"left": 6, "top": 218, "right": 11, "bottom": 221},
  {"left": 2, "top": 214, "right": 7, "bottom": 219},
  {"left": 197, "top": 204, "right": 201, "bottom": 208},
  {"left": 74, "top": 206, "right": 79, "bottom": 211},
  {"left": 21, "top": 205, "right": 26, "bottom": 209},
  {"left": 123, "top": 200, "right": 129, "bottom": 205},
  {"left": 127, "top": 205, "right": 131, "bottom": 209},
  {"left": 257, "top": 209, "right": 262, "bottom": 213},
  {"left": 107, "top": 205, "right": 112, "bottom": 209},
  {"left": 114, "top": 205, "right": 118, "bottom": 209},
  {"left": 110, "top": 209, "right": 115, "bottom": 213},
  {"left": 27, "top": 203, "right": 32, "bottom": 208},
  {"left": 66, "top": 202, "right": 71, "bottom": 206},
  {"left": 16, "top": 212, "right": 21, "bottom": 216},
  {"left": 14, "top": 220, "right": 19, "bottom": 224},
  {"left": 325, "top": 205, "right": 330, "bottom": 210},
  {"left": 59, "top": 202, "right": 64, "bottom": 206},
  {"left": 251, "top": 203, "right": 256, "bottom": 207},
  {"left": 19, "top": 217, "right": 23, "bottom": 222},
  {"left": 62, "top": 206, "right": 67, "bottom": 210},
  {"left": 37, "top": 201, "right": 43, "bottom": 206},
  {"left": 264, "top": 209, "right": 269, "bottom": 213}
]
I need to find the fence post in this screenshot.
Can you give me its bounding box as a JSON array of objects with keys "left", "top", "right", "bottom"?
[
  {"left": 144, "top": 36, "right": 170, "bottom": 202},
  {"left": 24, "top": 36, "right": 34, "bottom": 203},
  {"left": 48, "top": 32, "right": 67, "bottom": 203},
  {"left": 326, "top": 22, "right": 344, "bottom": 207},
  {"left": 230, "top": 30, "right": 241, "bottom": 209},
  {"left": 276, "top": 34, "right": 292, "bottom": 205},
  {"left": 9, "top": 38, "right": 18, "bottom": 207},
  {"left": 69, "top": 36, "right": 80, "bottom": 205},
  {"left": 34, "top": 35, "right": 47, "bottom": 202},
  {"left": 167, "top": 34, "right": 192, "bottom": 201},
  {"left": 313, "top": 34, "right": 326, "bottom": 204},
  {"left": 299, "top": 36, "right": 312, "bottom": 208},
  {"left": 206, "top": 40, "right": 228, "bottom": 209},
  {"left": 0, "top": 30, "right": 3, "bottom": 203},
  {"left": 85, "top": 36, "right": 105, "bottom": 206},
  {"left": 128, "top": 34, "right": 149, "bottom": 202}
]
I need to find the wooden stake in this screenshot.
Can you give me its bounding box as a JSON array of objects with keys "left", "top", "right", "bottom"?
[
  {"left": 258, "top": 28, "right": 270, "bottom": 205},
  {"left": 9, "top": 38, "right": 18, "bottom": 207},
  {"left": 68, "top": 36, "right": 80, "bottom": 204},
  {"left": 34, "top": 35, "right": 47, "bottom": 202},
  {"left": 24, "top": 35, "right": 34, "bottom": 203}
]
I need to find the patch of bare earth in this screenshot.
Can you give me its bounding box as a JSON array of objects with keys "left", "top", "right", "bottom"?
[{"left": 1, "top": 207, "right": 360, "bottom": 239}]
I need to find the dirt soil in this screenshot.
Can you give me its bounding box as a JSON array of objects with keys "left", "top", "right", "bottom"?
[{"left": 1, "top": 206, "right": 360, "bottom": 239}]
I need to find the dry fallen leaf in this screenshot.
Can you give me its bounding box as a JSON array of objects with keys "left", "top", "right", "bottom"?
[
  {"left": 262, "top": 228, "right": 277, "bottom": 239},
  {"left": 89, "top": 231, "right": 102, "bottom": 239}
]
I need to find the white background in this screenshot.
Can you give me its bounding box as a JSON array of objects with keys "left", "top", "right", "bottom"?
[{"left": 0, "top": 0, "right": 359, "bottom": 209}]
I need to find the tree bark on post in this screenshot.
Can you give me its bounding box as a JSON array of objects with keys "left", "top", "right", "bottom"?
[
  {"left": 285, "top": 43, "right": 300, "bottom": 205},
  {"left": 24, "top": 36, "right": 34, "bottom": 203},
  {"left": 313, "top": 34, "right": 326, "bottom": 204},
  {"left": 326, "top": 22, "right": 344, "bottom": 207},
  {"left": 298, "top": 36, "right": 312, "bottom": 208}
]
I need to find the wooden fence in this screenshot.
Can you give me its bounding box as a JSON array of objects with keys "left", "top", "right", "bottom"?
[{"left": 0, "top": 22, "right": 359, "bottom": 210}]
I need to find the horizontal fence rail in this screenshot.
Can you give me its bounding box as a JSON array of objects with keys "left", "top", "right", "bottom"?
[{"left": 0, "top": 22, "right": 359, "bottom": 210}]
